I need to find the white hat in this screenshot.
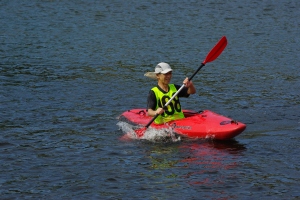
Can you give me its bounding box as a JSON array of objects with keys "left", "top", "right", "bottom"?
[{"left": 154, "top": 62, "right": 173, "bottom": 74}]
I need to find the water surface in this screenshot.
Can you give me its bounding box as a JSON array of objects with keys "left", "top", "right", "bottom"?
[{"left": 1, "top": 0, "right": 299, "bottom": 199}]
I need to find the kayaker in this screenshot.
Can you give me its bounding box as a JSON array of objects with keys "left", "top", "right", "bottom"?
[{"left": 147, "top": 62, "right": 196, "bottom": 124}]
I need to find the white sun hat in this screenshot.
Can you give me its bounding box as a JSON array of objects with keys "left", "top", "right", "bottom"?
[{"left": 154, "top": 62, "right": 173, "bottom": 74}]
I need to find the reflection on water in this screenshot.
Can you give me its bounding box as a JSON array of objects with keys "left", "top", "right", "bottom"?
[
  {"left": 179, "top": 140, "right": 246, "bottom": 186},
  {"left": 136, "top": 139, "right": 246, "bottom": 189}
]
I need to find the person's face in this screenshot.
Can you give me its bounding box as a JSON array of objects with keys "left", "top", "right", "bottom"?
[{"left": 157, "top": 71, "right": 172, "bottom": 84}]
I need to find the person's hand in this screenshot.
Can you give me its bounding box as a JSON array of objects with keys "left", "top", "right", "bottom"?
[
  {"left": 155, "top": 107, "right": 164, "bottom": 115},
  {"left": 183, "top": 77, "right": 196, "bottom": 94},
  {"left": 183, "top": 77, "right": 192, "bottom": 88}
]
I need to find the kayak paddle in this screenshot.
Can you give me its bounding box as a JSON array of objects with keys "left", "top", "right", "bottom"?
[{"left": 135, "top": 36, "right": 228, "bottom": 137}]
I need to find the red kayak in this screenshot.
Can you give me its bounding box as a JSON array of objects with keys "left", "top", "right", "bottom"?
[{"left": 119, "top": 109, "right": 246, "bottom": 140}]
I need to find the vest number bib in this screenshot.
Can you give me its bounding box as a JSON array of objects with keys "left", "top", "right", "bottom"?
[{"left": 158, "top": 92, "right": 181, "bottom": 115}]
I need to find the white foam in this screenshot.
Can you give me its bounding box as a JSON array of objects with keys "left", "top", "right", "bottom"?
[
  {"left": 117, "top": 121, "right": 180, "bottom": 143},
  {"left": 116, "top": 121, "right": 138, "bottom": 139}
]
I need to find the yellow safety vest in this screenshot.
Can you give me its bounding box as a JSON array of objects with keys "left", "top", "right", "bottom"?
[{"left": 151, "top": 84, "right": 185, "bottom": 124}]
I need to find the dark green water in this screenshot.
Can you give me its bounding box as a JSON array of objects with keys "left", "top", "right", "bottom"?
[{"left": 1, "top": 0, "right": 299, "bottom": 199}]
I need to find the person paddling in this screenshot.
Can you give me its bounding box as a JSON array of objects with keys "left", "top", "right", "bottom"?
[{"left": 147, "top": 62, "right": 196, "bottom": 124}]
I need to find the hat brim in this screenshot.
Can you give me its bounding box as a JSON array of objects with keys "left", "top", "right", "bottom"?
[{"left": 144, "top": 72, "right": 157, "bottom": 80}]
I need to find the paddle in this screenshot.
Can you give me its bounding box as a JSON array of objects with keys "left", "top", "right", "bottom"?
[{"left": 135, "top": 36, "right": 228, "bottom": 138}]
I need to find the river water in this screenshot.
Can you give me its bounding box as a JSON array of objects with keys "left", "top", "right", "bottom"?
[{"left": 1, "top": 0, "right": 299, "bottom": 199}]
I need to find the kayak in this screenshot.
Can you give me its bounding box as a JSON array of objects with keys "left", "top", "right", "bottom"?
[{"left": 119, "top": 109, "right": 246, "bottom": 140}]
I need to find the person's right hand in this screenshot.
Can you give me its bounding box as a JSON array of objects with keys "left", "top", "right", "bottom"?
[{"left": 156, "top": 107, "right": 164, "bottom": 115}]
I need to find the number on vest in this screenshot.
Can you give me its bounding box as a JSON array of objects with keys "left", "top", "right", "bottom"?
[{"left": 160, "top": 93, "right": 181, "bottom": 115}]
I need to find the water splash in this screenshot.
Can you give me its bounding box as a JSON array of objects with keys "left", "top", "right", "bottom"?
[{"left": 117, "top": 121, "right": 180, "bottom": 143}]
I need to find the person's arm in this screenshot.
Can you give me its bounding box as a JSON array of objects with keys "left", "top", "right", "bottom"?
[{"left": 147, "top": 90, "right": 164, "bottom": 117}]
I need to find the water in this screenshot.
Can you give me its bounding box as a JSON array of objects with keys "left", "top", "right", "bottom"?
[{"left": 1, "top": 0, "right": 299, "bottom": 199}]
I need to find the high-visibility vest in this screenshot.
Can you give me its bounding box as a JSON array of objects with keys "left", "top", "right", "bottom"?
[{"left": 151, "top": 84, "right": 185, "bottom": 124}]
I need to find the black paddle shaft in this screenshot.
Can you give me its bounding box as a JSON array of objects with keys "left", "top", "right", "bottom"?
[{"left": 188, "top": 63, "right": 205, "bottom": 81}]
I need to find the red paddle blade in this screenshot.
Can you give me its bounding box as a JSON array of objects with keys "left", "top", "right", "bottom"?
[
  {"left": 134, "top": 127, "right": 147, "bottom": 138},
  {"left": 203, "top": 36, "right": 227, "bottom": 65}
]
